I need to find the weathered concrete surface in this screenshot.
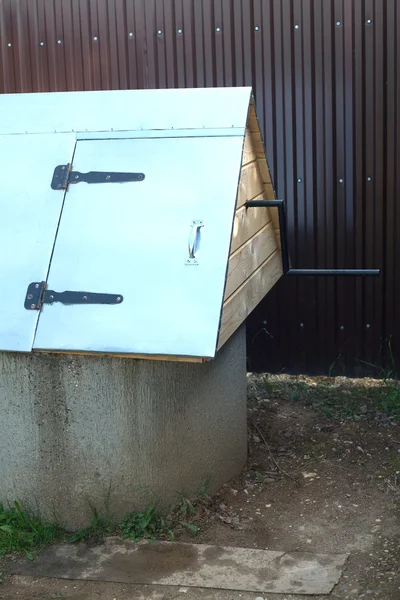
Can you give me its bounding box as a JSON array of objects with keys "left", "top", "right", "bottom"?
[
  {"left": 0, "top": 327, "right": 246, "bottom": 528},
  {"left": 4, "top": 539, "right": 348, "bottom": 595}
]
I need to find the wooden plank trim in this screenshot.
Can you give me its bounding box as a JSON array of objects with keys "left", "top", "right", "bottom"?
[
  {"left": 274, "top": 228, "right": 281, "bottom": 249},
  {"left": 218, "top": 249, "right": 283, "bottom": 350},
  {"left": 247, "top": 103, "right": 260, "bottom": 133},
  {"left": 257, "top": 158, "right": 272, "bottom": 185},
  {"left": 33, "top": 349, "right": 207, "bottom": 363},
  {"left": 230, "top": 203, "right": 272, "bottom": 254},
  {"left": 236, "top": 160, "right": 265, "bottom": 208},
  {"left": 225, "top": 221, "right": 277, "bottom": 300},
  {"left": 241, "top": 127, "right": 257, "bottom": 166},
  {"left": 251, "top": 131, "right": 265, "bottom": 156},
  {"left": 262, "top": 182, "right": 275, "bottom": 198}
]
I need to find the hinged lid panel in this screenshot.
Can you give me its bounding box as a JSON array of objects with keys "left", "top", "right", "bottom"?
[
  {"left": 0, "top": 88, "right": 252, "bottom": 135},
  {"left": 0, "top": 134, "right": 75, "bottom": 351},
  {"left": 33, "top": 135, "right": 244, "bottom": 358}
]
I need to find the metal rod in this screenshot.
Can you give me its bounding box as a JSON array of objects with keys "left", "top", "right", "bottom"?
[
  {"left": 244, "top": 199, "right": 380, "bottom": 276},
  {"left": 246, "top": 199, "right": 284, "bottom": 208},
  {"left": 276, "top": 202, "right": 290, "bottom": 274}
]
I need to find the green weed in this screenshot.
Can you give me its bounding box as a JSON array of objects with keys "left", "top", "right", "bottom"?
[
  {"left": 1, "top": 483, "right": 207, "bottom": 559},
  {"left": 198, "top": 476, "right": 211, "bottom": 499},
  {"left": 68, "top": 489, "right": 204, "bottom": 545},
  {"left": 0, "top": 501, "right": 64, "bottom": 559},
  {"left": 68, "top": 504, "right": 115, "bottom": 543},
  {"left": 120, "top": 504, "right": 174, "bottom": 542},
  {"left": 181, "top": 522, "right": 199, "bottom": 536},
  {"left": 68, "top": 483, "right": 114, "bottom": 543},
  {"left": 118, "top": 492, "right": 202, "bottom": 542},
  {"left": 170, "top": 494, "right": 196, "bottom": 521},
  {"left": 168, "top": 494, "right": 199, "bottom": 536}
]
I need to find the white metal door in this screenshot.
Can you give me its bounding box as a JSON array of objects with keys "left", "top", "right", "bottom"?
[
  {"left": 33, "top": 136, "right": 243, "bottom": 358},
  {"left": 0, "top": 134, "right": 76, "bottom": 351}
]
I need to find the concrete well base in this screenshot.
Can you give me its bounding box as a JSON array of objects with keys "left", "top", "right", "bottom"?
[{"left": 0, "top": 327, "right": 247, "bottom": 529}]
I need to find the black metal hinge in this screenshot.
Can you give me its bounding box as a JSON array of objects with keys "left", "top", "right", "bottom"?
[
  {"left": 24, "top": 281, "right": 123, "bottom": 310},
  {"left": 51, "top": 164, "right": 145, "bottom": 190}
]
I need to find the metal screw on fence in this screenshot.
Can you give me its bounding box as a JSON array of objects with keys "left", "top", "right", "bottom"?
[
  {"left": 129, "top": 32, "right": 134, "bottom": 37},
  {"left": 40, "top": 41, "right": 45, "bottom": 46},
  {"left": 8, "top": 43, "right": 12, "bottom": 47},
  {"left": 294, "top": 24, "right": 300, "bottom": 30},
  {"left": 177, "top": 29, "right": 183, "bottom": 34},
  {"left": 93, "top": 36, "right": 98, "bottom": 41},
  {"left": 366, "top": 19, "right": 373, "bottom": 25},
  {"left": 157, "top": 29, "right": 163, "bottom": 35},
  {"left": 367, "top": 176, "right": 373, "bottom": 182},
  {"left": 57, "top": 40, "right": 62, "bottom": 44},
  {"left": 216, "top": 27, "right": 221, "bottom": 32},
  {"left": 336, "top": 21, "right": 342, "bottom": 27},
  {"left": 254, "top": 26, "right": 260, "bottom": 31},
  {"left": 297, "top": 178, "right": 302, "bottom": 183},
  {"left": 339, "top": 178, "right": 344, "bottom": 184}
]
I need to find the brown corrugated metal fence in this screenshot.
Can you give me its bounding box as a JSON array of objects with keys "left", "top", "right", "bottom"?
[{"left": 1, "top": 0, "right": 398, "bottom": 376}]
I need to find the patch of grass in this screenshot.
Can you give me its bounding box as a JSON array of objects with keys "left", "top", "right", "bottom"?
[
  {"left": 1, "top": 483, "right": 208, "bottom": 560},
  {"left": 68, "top": 488, "right": 204, "bottom": 545},
  {"left": 119, "top": 492, "right": 202, "bottom": 543},
  {"left": 263, "top": 374, "right": 400, "bottom": 422},
  {"left": 378, "top": 384, "right": 400, "bottom": 418},
  {"left": 0, "top": 501, "right": 65, "bottom": 559}
]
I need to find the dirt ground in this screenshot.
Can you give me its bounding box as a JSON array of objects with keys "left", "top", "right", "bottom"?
[{"left": 1, "top": 374, "right": 400, "bottom": 600}]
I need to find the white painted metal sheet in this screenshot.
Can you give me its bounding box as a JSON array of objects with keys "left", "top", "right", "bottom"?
[
  {"left": 0, "top": 88, "right": 251, "bottom": 135},
  {"left": 33, "top": 135, "right": 244, "bottom": 358},
  {"left": 76, "top": 128, "right": 245, "bottom": 141},
  {"left": 0, "top": 134, "right": 76, "bottom": 351}
]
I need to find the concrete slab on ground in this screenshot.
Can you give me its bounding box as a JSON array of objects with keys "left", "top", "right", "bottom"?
[{"left": 4, "top": 539, "right": 348, "bottom": 595}]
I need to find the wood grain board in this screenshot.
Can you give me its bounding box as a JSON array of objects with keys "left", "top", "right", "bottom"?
[
  {"left": 218, "top": 101, "right": 283, "bottom": 351},
  {"left": 224, "top": 221, "right": 277, "bottom": 299},
  {"left": 218, "top": 250, "right": 282, "bottom": 350},
  {"left": 241, "top": 128, "right": 257, "bottom": 165},
  {"left": 230, "top": 202, "right": 271, "bottom": 254},
  {"left": 236, "top": 161, "right": 265, "bottom": 208}
]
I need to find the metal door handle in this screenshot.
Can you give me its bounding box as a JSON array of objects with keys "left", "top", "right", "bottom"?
[{"left": 186, "top": 220, "right": 204, "bottom": 265}]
